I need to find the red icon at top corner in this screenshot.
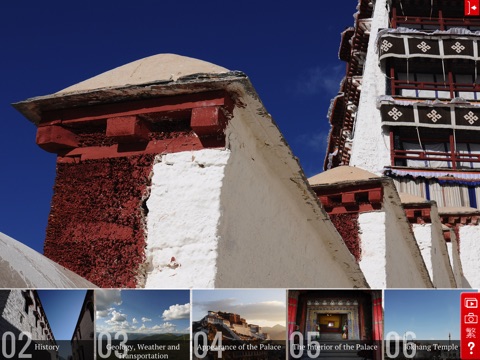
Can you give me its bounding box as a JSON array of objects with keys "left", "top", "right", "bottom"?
[{"left": 465, "top": 0, "right": 480, "bottom": 16}]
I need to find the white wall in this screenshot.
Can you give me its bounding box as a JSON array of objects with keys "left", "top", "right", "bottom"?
[
  {"left": 429, "top": 206, "right": 457, "bottom": 287},
  {"left": 349, "top": 0, "right": 391, "bottom": 174},
  {"left": 144, "top": 149, "right": 230, "bottom": 288},
  {"left": 446, "top": 229, "right": 465, "bottom": 288},
  {"left": 358, "top": 211, "right": 387, "bottom": 288},
  {"left": 232, "top": 324, "right": 254, "bottom": 337},
  {"left": 459, "top": 225, "right": 480, "bottom": 288},
  {"left": 143, "top": 82, "right": 367, "bottom": 289},
  {"left": 357, "top": 184, "right": 433, "bottom": 288},
  {"left": 385, "top": 185, "right": 433, "bottom": 287},
  {"left": 412, "top": 203, "right": 461, "bottom": 288},
  {"left": 214, "top": 111, "right": 366, "bottom": 288},
  {"left": 412, "top": 217, "right": 456, "bottom": 288},
  {"left": 411, "top": 224, "right": 433, "bottom": 278}
]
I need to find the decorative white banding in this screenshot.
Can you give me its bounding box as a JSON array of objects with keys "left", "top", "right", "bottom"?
[
  {"left": 381, "top": 39, "right": 393, "bottom": 52},
  {"left": 380, "top": 102, "right": 480, "bottom": 131},
  {"left": 417, "top": 41, "right": 431, "bottom": 53},
  {"left": 464, "top": 111, "right": 479, "bottom": 125},
  {"left": 426, "top": 109, "right": 442, "bottom": 123},
  {"left": 451, "top": 41, "right": 466, "bottom": 54},
  {"left": 388, "top": 107, "right": 403, "bottom": 120}
]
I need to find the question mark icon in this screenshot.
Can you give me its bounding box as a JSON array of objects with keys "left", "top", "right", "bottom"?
[{"left": 468, "top": 342, "right": 475, "bottom": 354}]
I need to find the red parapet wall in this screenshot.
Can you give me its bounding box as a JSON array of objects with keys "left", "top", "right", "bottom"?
[
  {"left": 313, "top": 183, "right": 383, "bottom": 262},
  {"left": 44, "top": 155, "right": 154, "bottom": 288},
  {"left": 439, "top": 213, "right": 480, "bottom": 248},
  {"left": 329, "top": 213, "right": 361, "bottom": 261}
]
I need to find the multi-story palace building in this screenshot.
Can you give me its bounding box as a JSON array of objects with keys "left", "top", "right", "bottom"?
[{"left": 319, "top": 0, "right": 480, "bottom": 287}]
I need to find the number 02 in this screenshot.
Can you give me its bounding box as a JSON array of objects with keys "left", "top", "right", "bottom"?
[{"left": 1, "top": 331, "right": 32, "bottom": 359}]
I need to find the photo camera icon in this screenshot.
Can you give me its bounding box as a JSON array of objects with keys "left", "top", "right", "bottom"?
[
  {"left": 465, "top": 298, "right": 479, "bottom": 308},
  {"left": 465, "top": 313, "right": 478, "bottom": 324}
]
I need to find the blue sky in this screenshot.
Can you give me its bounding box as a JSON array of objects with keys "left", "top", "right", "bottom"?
[
  {"left": 192, "top": 289, "right": 286, "bottom": 327},
  {"left": 384, "top": 290, "right": 477, "bottom": 340},
  {"left": 0, "top": 0, "right": 357, "bottom": 253},
  {"left": 95, "top": 289, "right": 190, "bottom": 334},
  {"left": 37, "top": 290, "right": 87, "bottom": 340},
  {"left": 37, "top": 290, "right": 88, "bottom": 359}
]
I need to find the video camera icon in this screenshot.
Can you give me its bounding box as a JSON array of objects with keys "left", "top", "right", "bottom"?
[
  {"left": 465, "top": 298, "right": 479, "bottom": 309},
  {"left": 465, "top": 313, "right": 478, "bottom": 324}
]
